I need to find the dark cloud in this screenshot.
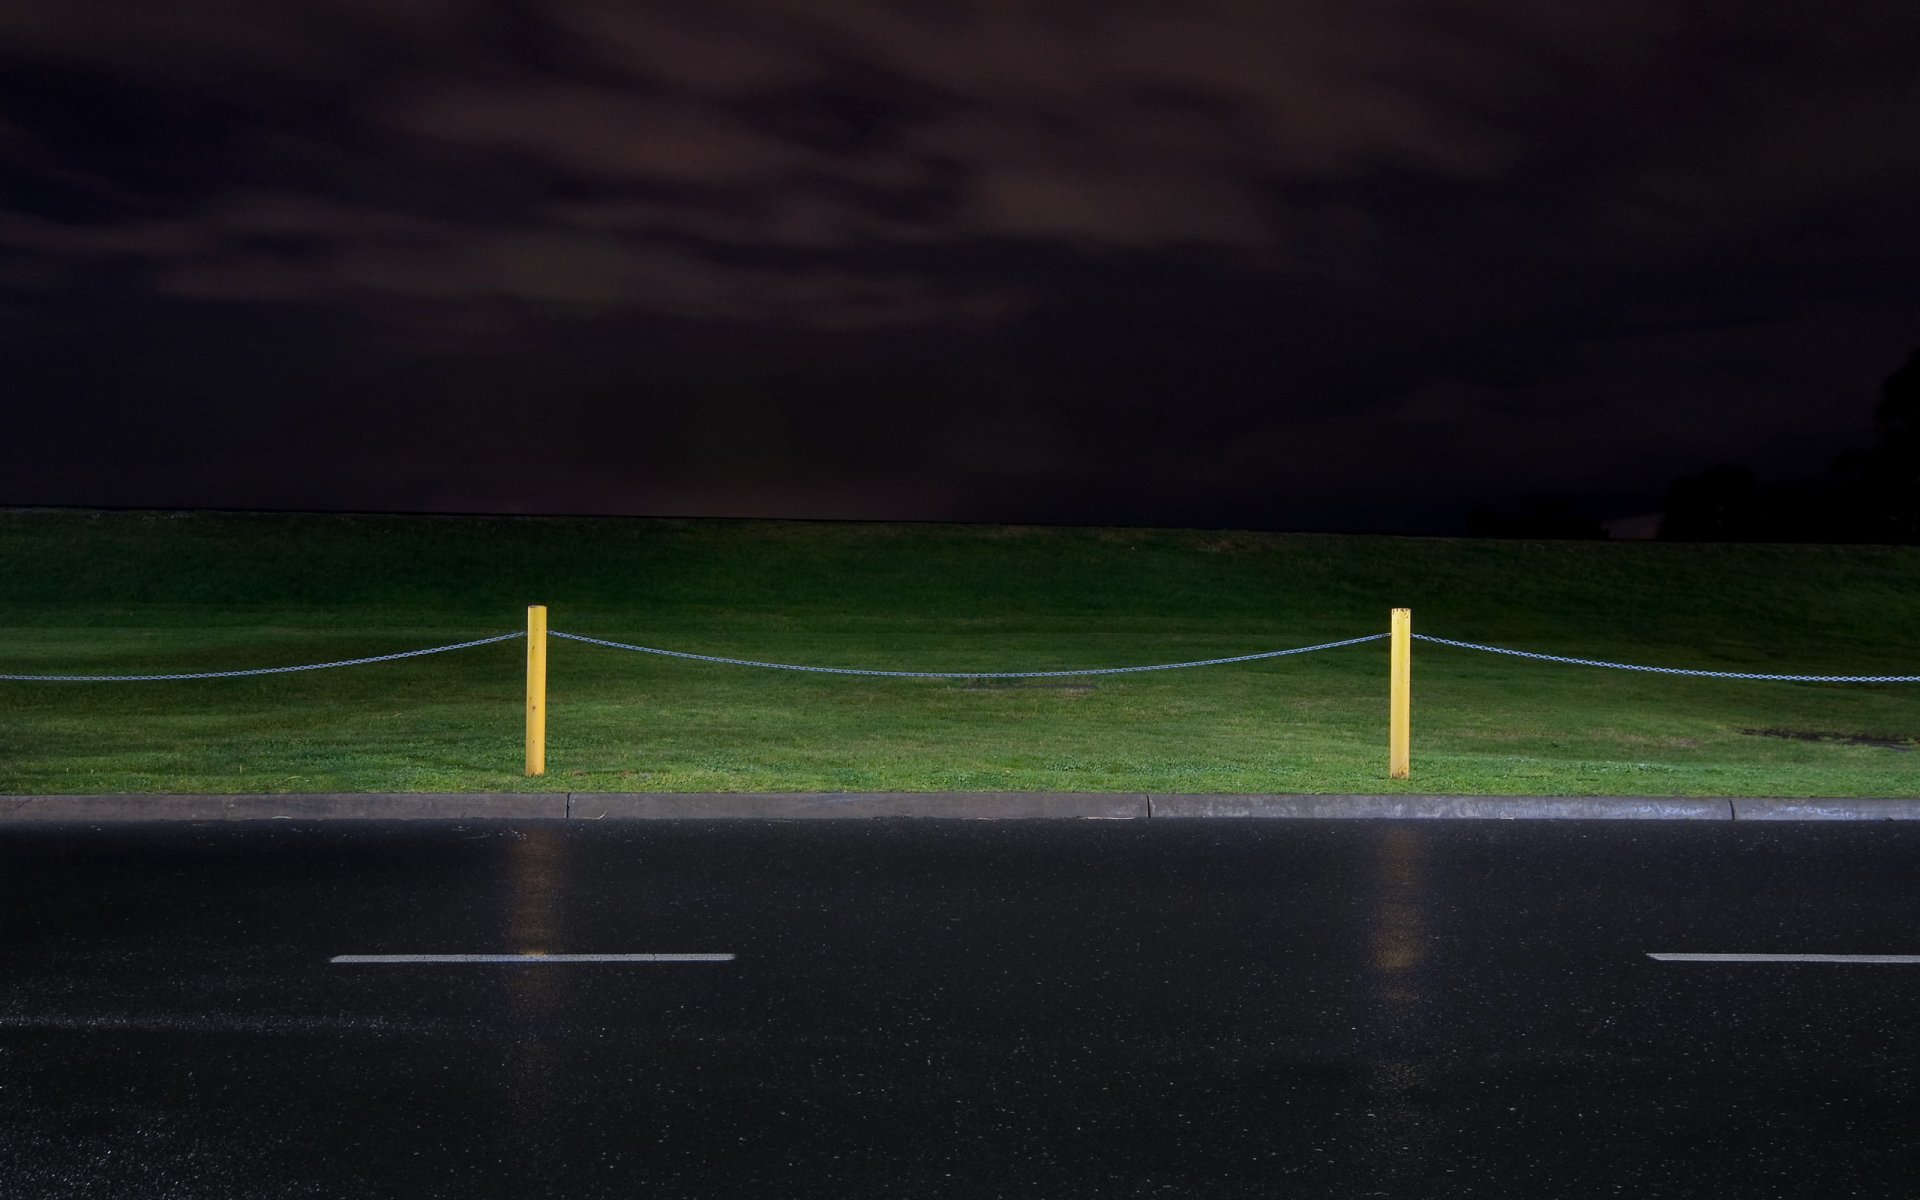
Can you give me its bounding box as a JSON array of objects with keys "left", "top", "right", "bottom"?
[{"left": 2, "top": 0, "right": 1917, "bottom": 530}]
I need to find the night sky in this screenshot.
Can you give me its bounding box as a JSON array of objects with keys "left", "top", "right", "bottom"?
[{"left": 4, "top": 1, "right": 1918, "bottom": 533}]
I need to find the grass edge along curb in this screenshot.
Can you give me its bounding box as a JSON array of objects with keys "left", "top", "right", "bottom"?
[{"left": 6, "top": 794, "right": 1920, "bottom": 821}]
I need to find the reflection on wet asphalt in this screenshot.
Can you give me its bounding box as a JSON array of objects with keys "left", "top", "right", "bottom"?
[{"left": 1, "top": 819, "right": 1915, "bottom": 1198}]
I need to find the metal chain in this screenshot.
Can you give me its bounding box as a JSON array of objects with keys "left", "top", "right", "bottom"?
[
  {"left": 1411, "top": 634, "right": 1920, "bottom": 682},
  {"left": 549, "top": 629, "right": 1390, "bottom": 678},
  {"left": 0, "top": 632, "right": 526, "bottom": 682},
  {"left": 13, "top": 625, "right": 1907, "bottom": 685}
]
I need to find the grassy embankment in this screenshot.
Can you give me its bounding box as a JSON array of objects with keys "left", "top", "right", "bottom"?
[{"left": 1, "top": 509, "right": 1916, "bottom": 796}]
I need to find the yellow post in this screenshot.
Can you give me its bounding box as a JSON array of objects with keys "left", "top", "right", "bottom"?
[
  {"left": 526, "top": 604, "right": 548, "bottom": 777},
  {"left": 1389, "top": 608, "right": 1411, "bottom": 779}
]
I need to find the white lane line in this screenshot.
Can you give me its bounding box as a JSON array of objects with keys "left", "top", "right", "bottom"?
[
  {"left": 1648, "top": 953, "right": 1920, "bottom": 964},
  {"left": 330, "top": 953, "right": 735, "bottom": 964}
]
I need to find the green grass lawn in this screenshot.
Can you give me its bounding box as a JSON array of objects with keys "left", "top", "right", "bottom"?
[{"left": 2, "top": 509, "right": 1917, "bottom": 796}]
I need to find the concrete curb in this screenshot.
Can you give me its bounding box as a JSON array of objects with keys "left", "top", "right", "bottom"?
[
  {"left": 570, "top": 792, "right": 1148, "bottom": 820},
  {"left": 1732, "top": 797, "right": 1920, "bottom": 821},
  {"left": 0, "top": 793, "right": 565, "bottom": 822},
  {"left": 1149, "top": 794, "right": 1735, "bottom": 820},
  {"left": 2, "top": 792, "right": 1918, "bottom": 822}
]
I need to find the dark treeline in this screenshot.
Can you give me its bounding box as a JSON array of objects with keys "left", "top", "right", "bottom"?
[
  {"left": 1659, "top": 346, "right": 1919, "bottom": 544},
  {"left": 1467, "top": 345, "right": 1919, "bottom": 543}
]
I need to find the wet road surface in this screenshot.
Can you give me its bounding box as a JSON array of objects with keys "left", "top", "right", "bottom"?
[{"left": 2, "top": 819, "right": 1916, "bottom": 1198}]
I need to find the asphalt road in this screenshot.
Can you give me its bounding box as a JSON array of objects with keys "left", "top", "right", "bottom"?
[{"left": 2, "top": 820, "right": 1916, "bottom": 1199}]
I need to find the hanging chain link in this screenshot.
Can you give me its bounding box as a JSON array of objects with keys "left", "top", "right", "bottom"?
[
  {"left": 547, "top": 630, "right": 1390, "bottom": 678},
  {"left": 1411, "top": 634, "right": 1920, "bottom": 682},
  {"left": 7, "top": 626, "right": 1912, "bottom": 684},
  {"left": 0, "top": 632, "right": 525, "bottom": 682}
]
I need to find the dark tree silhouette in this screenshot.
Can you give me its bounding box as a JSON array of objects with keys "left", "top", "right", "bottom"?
[
  {"left": 1862, "top": 348, "right": 1920, "bottom": 542},
  {"left": 1659, "top": 343, "right": 1920, "bottom": 544},
  {"left": 1829, "top": 346, "right": 1920, "bottom": 543},
  {"left": 1878, "top": 347, "right": 1920, "bottom": 434}
]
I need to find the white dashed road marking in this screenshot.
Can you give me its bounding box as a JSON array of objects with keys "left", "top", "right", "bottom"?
[
  {"left": 330, "top": 953, "right": 735, "bottom": 964},
  {"left": 1648, "top": 953, "right": 1920, "bottom": 964}
]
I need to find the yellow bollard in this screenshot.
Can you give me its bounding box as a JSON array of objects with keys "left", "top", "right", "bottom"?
[
  {"left": 1389, "top": 608, "right": 1411, "bottom": 779},
  {"left": 526, "top": 604, "right": 548, "bottom": 777}
]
